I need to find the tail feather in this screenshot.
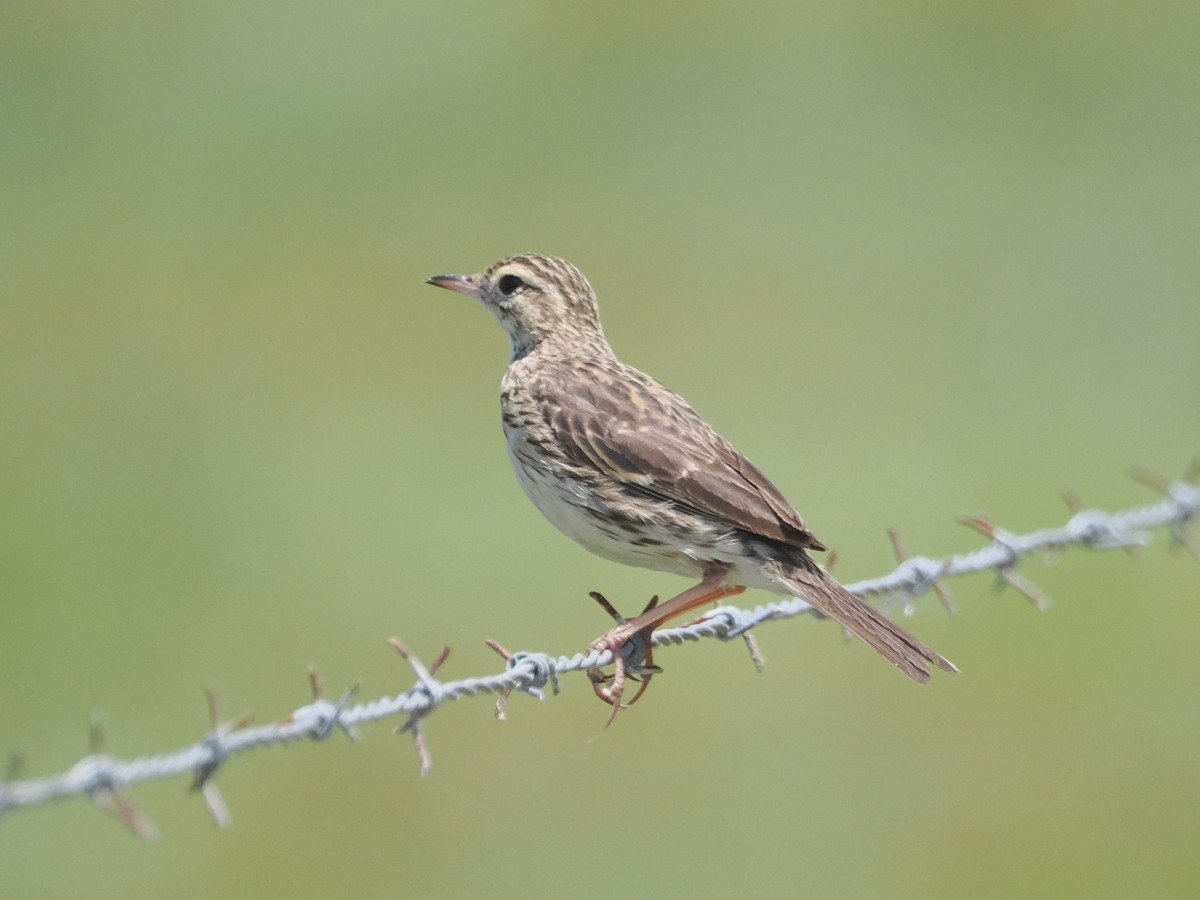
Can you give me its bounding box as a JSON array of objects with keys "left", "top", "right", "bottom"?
[{"left": 775, "top": 559, "right": 956, "bottom": 683}]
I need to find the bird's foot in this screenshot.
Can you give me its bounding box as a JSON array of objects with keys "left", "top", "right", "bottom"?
[
  {"left": 587, "top": 592, "right": 662, "bottom": 728},
  {"left": 585, "top": 573, "right": 747, "bottom": 727}
]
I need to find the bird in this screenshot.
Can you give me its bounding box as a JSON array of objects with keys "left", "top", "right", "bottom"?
[{"left": 426, "top": 253, "right": 955, "bottom": 717}]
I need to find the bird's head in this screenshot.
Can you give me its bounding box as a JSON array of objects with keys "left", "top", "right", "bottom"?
[{"left": 427, "top": 253, "right": 607, "bottom": 359}]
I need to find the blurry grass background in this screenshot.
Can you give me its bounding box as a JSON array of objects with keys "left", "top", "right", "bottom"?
[{"left": 2, "top": 2, "right": 1198, "bottom": 898}]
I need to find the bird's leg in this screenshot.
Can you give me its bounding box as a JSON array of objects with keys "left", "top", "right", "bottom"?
[
  {"left": 600, "top": 563, "right": 744, "bottom": 651},
  {"left": 588, "top": 563, "right": 745, "bottom": 726}
]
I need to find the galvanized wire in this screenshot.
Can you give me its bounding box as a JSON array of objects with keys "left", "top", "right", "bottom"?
[{"left": 1, "top": 467, "right": 1195, "bottom": 834}]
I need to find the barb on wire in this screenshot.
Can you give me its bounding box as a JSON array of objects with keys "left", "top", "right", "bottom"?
[
  {"left": 0, "top": 464, "right": 1196, "bottom": 830},
  {"left": 189, "top": 686, "right": 253, "bottom": 828},
  {"left": 388, "top": 640, "right": 452, "bottom": 777}
]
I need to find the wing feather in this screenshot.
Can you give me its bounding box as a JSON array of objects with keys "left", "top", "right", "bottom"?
[{"left": 540, "top": 368, "right": 826, "bottom": 552}]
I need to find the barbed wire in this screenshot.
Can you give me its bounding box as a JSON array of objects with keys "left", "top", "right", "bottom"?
[{"left": 1, "top": 464, "right": 1196, "bottom": 835}]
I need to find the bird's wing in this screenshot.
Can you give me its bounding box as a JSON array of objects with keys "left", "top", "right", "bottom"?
[{"left": 539, "top": 368, "right": 827, "bottom": 552}]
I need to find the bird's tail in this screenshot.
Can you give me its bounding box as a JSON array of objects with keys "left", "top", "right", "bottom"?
[{"left": 771, "top": 557, "right": 956, "bottom": 683}]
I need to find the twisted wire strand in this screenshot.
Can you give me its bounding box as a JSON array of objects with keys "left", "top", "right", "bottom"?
[{"left": 1, "top": 469, "right": 1195, "bottom": 832}]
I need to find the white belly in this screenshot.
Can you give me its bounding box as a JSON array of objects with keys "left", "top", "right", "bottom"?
[{"left": 504, "top": 427, "right": 776, "bottom": 591}]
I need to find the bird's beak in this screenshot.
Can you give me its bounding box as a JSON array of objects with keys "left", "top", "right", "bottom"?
[{"left": 425, "top": 273, "right": 480, "bottom": 298}]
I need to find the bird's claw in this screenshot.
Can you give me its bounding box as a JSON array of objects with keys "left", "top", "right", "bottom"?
[{"left": 587, "top": 592, "right": 661, "bottom": 727}]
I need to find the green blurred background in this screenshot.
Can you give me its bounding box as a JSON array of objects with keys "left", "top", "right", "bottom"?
[{"left": 2, "top": 2, "right": 1198, "bottom": 897}]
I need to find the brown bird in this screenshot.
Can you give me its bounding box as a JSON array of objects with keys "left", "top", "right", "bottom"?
[{"left": 427, "top": 253, "right": 954, "bottom": 716}]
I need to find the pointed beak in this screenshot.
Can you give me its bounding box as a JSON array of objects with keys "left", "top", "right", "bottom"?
[{"left": 425, "top": 273, "right": 480, "bottom": 298}]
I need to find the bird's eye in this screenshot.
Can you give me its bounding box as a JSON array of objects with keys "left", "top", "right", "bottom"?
[{"left": 498, "top": 274, "right": 525, "bottom": 296}]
